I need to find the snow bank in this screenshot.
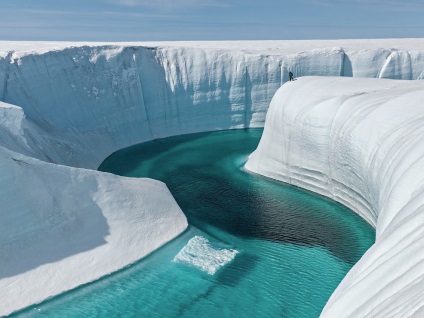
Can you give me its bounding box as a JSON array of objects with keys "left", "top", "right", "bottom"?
[
  {"left": 0, "top": 99, "right": 188, "bottom": 316},
  {"left": 246, "top": 77, "right": 424, "bottom": 317},
  {"left": 1, "top": 40, "right": 424, "bottom": 315},
  {"left": 0, "top": 144, "right": 187, "bottom": 316}
]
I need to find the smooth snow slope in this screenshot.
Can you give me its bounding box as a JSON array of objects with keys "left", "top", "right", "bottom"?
[
  {"left": 246, "top": 77, "right": 424, "bottom": 317},
  {"left": 0, "top": 144, "right": 188, "bottom": 315},
  {"left": 0, "top": 101, "right": 188, "bottom": 316},
  {"left": 1, "top": 40, "right": 424, "bottom": 315}
]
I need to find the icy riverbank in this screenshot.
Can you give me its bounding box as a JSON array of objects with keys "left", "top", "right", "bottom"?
[
  {"left": 246, "top": 76, "right": 424, "bottom": 317},
  {"left": 1, "top": 40, "right": 424, "bottom": 315},
  {"left": 0, "top": 144, "right": 187, "bottom": 315}
]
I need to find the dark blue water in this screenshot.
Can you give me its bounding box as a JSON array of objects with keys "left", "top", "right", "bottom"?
[{"left": 12, "top": 129, "right": 375, "bottom": 318}]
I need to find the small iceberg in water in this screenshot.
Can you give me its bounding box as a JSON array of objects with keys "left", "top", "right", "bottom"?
[{"left": 173, "top": 236, "right": 239, "bottom": 275}]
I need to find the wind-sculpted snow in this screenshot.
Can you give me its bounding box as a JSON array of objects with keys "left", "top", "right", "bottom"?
[
  {"left": 246, "top": 77, "right": 424, "bottom": 317},
  {"left": 1, "top": 40, "right": 424, "bottom": 315}
]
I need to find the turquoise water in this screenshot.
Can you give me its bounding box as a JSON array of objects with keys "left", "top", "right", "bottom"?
[{"left": 12, "top": 129, "right": 375, "bottom": 318}]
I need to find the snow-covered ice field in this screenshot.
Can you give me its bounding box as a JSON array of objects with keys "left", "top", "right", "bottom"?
[{"left": 1, "top": 39, "right": 424, "bottom": 316}]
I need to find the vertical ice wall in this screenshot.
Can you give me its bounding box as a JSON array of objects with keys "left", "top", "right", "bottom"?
[
  {"left": 1, "top": 44, "right": 423, "bottom": 169},
  {"left": 246, "top": 77, "right": 424, "bottom": 317}
]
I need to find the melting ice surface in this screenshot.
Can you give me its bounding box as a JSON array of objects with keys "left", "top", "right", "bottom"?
[{"left": 13, "top": 129, "right": 375, "bottom": 318}]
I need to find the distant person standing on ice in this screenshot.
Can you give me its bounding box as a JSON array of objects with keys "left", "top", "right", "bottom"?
[{"left": 289, "top": 71, "right": 294, "bottom": 81}]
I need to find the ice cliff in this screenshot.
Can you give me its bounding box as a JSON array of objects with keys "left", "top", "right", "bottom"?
[
  {"left": 246, "top": 76, "right": 424, "bottom": 317},
  {"left": 2, "top": 40, "right": 424, "bottom": 169},
  {"left": 1, "top": 39, "right": 424, "bottom": 315}
]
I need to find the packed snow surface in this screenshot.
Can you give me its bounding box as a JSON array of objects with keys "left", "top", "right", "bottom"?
[
  {"left": 0, "top": 141, "right": 187, "bottom": 316},
  {"left": 1, "top": 39, "right": 424, "bottom": 315},
  {"left": 246, "top": 76, "right": 424, "bottom": 317}
]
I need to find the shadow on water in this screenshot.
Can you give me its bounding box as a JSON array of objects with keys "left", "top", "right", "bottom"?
[
  {"left": 216, "top": 253, "right": 259, "bottom": 287},
  {"left": 164, "top": 166, "right": 365, "bottom": 265},
  {"left": 99, "top": 132, "right": 214, "bottom": 176},
  {"left": 176, "top": 253, "right": 259, "bottom": 317}
]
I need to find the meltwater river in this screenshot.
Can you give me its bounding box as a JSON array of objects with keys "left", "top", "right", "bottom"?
[{"left": 13, "top": 129, "right": 374, "bottom": 318}]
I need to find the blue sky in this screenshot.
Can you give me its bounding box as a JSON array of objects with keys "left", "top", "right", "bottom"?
[{"left": 0, "top": 0, "right": 423, "bottom": 41}]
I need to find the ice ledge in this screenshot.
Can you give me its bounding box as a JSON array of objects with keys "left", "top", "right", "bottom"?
[{"left": 245, "top": 76, "right": 424, "bottom": 317}]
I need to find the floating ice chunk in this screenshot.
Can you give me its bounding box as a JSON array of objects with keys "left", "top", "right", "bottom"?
[{"left": 173, "top": 236, "right": 239, "bottom": 275}]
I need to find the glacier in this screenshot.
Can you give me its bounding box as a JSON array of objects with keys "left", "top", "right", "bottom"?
[
  {"left": 1, "top": 39, "right": 424, "bottom": 315},
  {"left": 246, "top": 76, "right": 424, "bottom": 317}
]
